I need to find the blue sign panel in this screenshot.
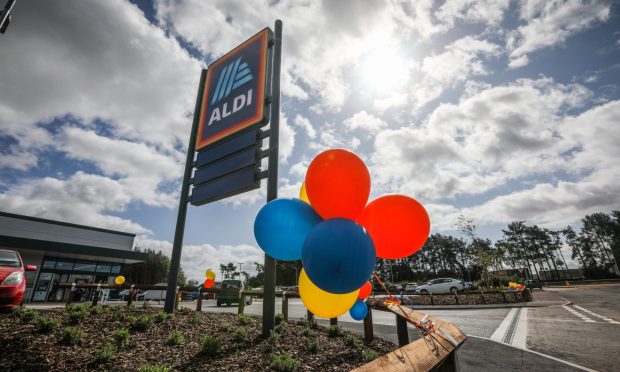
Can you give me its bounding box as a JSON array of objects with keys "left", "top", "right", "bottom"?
[
  {"left": 194, "top": 146, "right": 257, "bottom": 185},
  {"left": 190, "top": 166, "right": 259, "bottom": 206},
  {"left": 195, "top": 28, "right": 271, "bottom": 150},
  {"left": 195, "top": 129, "right": 258, "bottom": 168}
]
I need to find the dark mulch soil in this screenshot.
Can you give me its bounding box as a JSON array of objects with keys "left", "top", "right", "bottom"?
[
  {"left": 369, "top": 290, "right": 528, "bottom": 307},
  {"left": 0, "top": 305, "right": 395, "bottom": 371}
]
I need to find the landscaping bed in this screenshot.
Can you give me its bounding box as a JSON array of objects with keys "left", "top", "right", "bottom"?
[
  {"left": 369, "top": 290, "right": 529, "bottom": 307},
  {"left": 0, "top": 305, "right": 394, "bottom": 371}
]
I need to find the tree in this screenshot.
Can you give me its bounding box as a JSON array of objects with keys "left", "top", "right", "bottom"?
[
  {"left": 220, "top": 262, "right": 237, "bottom": 279},
  {"left": 124, "top": 247, "right": 188, "bottom": 286}
]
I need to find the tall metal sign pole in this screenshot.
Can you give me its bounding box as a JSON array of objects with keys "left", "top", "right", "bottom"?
[
  {"left": 262, "top": 19, "right": 282, "bottom": 337},
  {"left": 164, "top": 22, "right": 281, "bottom": 315},
  {"left": 164, "top": 70, "right": 207, "bottom": 313}
]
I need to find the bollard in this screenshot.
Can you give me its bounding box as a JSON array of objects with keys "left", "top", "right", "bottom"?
[
  {"left": 127, "top": 285, "right": 135, "bottom": 307},
  {"left": 480, "top": 289, "right": 486, "bottom": 304},
  {"left": 282, "top": 291, "right": 288, "bottom": 321},
  {"left": 66, "top": 283, "right": 76, "bottom": 306},
  {"left": 92, "top": 283, "right": 101, "bottom": 307},
  {"left": 525, "top": 288, "right": 533, "bottom": 302},
  {"left": 513, "top": 291, "right": 518, "bottom": 302},
  {"left": 430, "top": 293, "right": 434, "bottom": 305},
  {"left": 396, "top": 313, "right": 409, "bottom": 347},
  {"left": 175, "top": 287, "right": 180, "bottom": 311},
  {"left": 330, "top": 317, "right": 338, "bottom": 326},
  {"left": 196, "top": 290, "right": 203, "bottom": 312},
  {"left": 454, "top": 292, "right": 460, "bottom": 305},
  {"left": 238, "top": 289, "right": 245, "bottom": 315},
  {"left": 501, "top": 291, "right": 507, "bottom": 302},
  {"left": 363, "top": 307, "right": 374, "bottom": 344}
]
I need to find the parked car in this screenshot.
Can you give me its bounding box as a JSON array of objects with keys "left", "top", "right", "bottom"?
[
  {"left": 118, "top": 289, "right": 145, "bottom": 301},
  {"left": 463, "top": 282, "right": 478, "bottom": 291},
  {"left": 217, "top": 279, "right": 252, "bottom": 307},
  {"left": 524, "top": 279, "right": 543, "bottom": 289},
  {"left": 405, "top": 283, "right": 419, "bottom": 292},
  {"left": 283, "top": 286, "right": 299, "bottom": 295},
  {"left": 142, "top": 283, "right": 167, "bottom": 301},
  {"left": 0, "top": 249, "right": 37, "bottom": 310},
  {"left": 415, "top": 278, "right": 464, "bottom": 294}
]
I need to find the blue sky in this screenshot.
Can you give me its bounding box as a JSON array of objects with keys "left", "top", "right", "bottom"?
[{"left": 1, "top": 0, "right": 619, "bottom": 280}]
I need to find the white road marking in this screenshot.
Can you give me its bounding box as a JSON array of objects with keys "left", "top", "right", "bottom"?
[
  {"left": 573, "top": 305, "right": 620, "bottom": 324},
  {"left": 512, "top": 308, "right": 528, "bottom": 349},
  {"left": 490, "top": 308, "right": 518, "bottom": 343},
  {"left": 562, "top": 305, "right": 596, "bottom": 323}
]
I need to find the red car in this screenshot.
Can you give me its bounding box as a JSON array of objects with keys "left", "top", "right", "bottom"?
[{"left": 0, "top": 249, "right": 37, "bottom": 310}]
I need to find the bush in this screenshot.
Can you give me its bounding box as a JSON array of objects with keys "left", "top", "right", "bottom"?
[
  {"left": 237, "top": 314, "right": 252, "bottom": 325},
  {"left": 344, "top": 335, "right": 361, "bottom": 347},
  {"left": 37, "top": 317, "right": 60, "bottom": 333},
  {"left": 131, "top": 314, "right": 153, "bottom": 331},
  {"left": 112, "top": 328, "right": 130, "bottom": 349},
  {"left": 89, "top": 305, "right": 103, "bottom": 315},
  {"left": 328, "top": 325, "right": 342, "bottom": 338},
  {"left": 155, "top": 311, "right": 175, "bottom": 323},
  {"left": 362, "top": 349, "right": 380, "bottom": 363},
  {"left": 275, "top": 313, "right": 284, "bottom": 325},
  {"left": 60, "top": 326, "right": 86, "bottom": 346},
  {"left": 13, "top": 307, "right": 38, "bottom": 323},
  {"left": 233, "top": 326, "right": 246, "bottom": 342},
  {"left": 201, "top": 335, "right": 220, "bottom": 357},
  {"left": 66, "top": 305, "right": 89, "bottom": 325},
  {"left": 302, "top": 327, "right": 313, "bottom": 337},
  {"left": 308, "top": 339, "right": 319, "bottom": 353},
  {"left": 220, "top": 322, "right": 232, "bottom": 332},
  {"left": 138, "top": 365, "right": 170, "bottom": 372},
  {"left": 274, "top": 323, "right": 284, "bottom": 334},
  {"left": 267, "top": 329, "right": 278, "bottom": 348},
  {"left": 166, "top": 330, "right": 185, "bottom": 346},
  {"left": 270, "top": 352, "right": 298, "bottom": 372},
  {"left": 93, "top": 343, "right": 117, "bottom": 364},
  {"left": 189, "top": 312, "right": 203, "bottom": 324},
  {"left": 307, "top": 318, "right": 318, "bottom": 329}
]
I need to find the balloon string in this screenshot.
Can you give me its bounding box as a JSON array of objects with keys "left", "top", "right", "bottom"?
[{"left": 373, "top": 272, "right": 399, "bottom": 303}]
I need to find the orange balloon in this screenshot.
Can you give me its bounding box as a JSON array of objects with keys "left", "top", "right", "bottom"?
[
  {"left": 305, "top": 149, "right": 370, "bottom": 220},
  {"left": 358, "top": 195, "right": 430, "bottom": 259},
  {"left": 358, "top": 281, "right": 372, "bottom": 300},
  {"left": 204, "top": 278, "right": 215, "bottom": 288}
]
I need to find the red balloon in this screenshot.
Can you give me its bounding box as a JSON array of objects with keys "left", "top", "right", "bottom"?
[
  {"left": 204, "top": 278, "right": 215, "bottom": 288},
  {"left": 305, "top": 149, "right": 370, "bottom": 220},
  {"left": 358, "top": 195, "right": 430, "bottom": 259},
  {"left": 358, "top": 281, "right": 372, "bottom": 300}
]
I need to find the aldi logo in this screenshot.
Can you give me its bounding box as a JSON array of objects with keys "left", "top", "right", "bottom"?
[{"left": 196, "top": 28, "right": 271, "bottom": 150}]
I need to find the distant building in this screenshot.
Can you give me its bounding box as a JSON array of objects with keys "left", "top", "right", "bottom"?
[{"left": 0, "top": 211, "right": 146, "bottom": 302}]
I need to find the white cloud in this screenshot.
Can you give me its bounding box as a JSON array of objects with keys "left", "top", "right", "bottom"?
[
  {"left": 293, "top": 114, "right": 317, "bottom": 139},
  {"left": 507, "top": 0, "right": 611, "bottom": 68},
  {"left": 344, "top": 111, "right": 388, "bottom": 135},
  {"left": 136, "top": 236, "right": 264, "bottom": 282}
]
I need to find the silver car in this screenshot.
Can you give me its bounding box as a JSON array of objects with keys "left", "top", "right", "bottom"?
[{"left": 415, "top": 278, "right": 464, "bottom": 294}]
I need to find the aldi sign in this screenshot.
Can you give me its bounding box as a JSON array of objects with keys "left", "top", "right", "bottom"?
[{"left": 195, "top": 28, "right": 271, "bottom": 150}]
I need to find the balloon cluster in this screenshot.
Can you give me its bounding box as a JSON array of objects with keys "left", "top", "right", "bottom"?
[
  {"left": 507, "top": 282, "right": 524, "bottom": 291},
  {"left": 254, "top": 149, "right": 430, "bottom": 319},
  {"left": 204, "top": 269, "right": 216, "bottom": 288}
]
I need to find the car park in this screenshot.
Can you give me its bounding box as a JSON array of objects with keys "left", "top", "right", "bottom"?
[
  {"left": 415, "top": 278, "right": 464, "bottom": 294},
  {"left": 405, "top": 283, "right": 419, "bottom": 292},
  {"left": 0, "top": 249, "right": 37, "bottom": 310}
]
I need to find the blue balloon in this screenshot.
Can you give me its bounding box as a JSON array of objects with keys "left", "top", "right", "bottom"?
[
  {"left": 254, "top": 198, "right": 322, "bottom": 261},
  {"left": 349, "top": 299, "right": 368, "bottom": 321},
  {"left": 302, "top": 218, "right": 376, "bottom": 294}
]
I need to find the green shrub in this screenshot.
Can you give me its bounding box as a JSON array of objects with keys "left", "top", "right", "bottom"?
[
  {"left": 270, "top": 352, "right": 298, "bottom": 372},
  {"left": 344, "top": 335, "right": 361, "bottom": 347},
  {"left": 308, "top": 339, "right": 319, "bottom": 353},
  {"left": 154, "top": 310, "right": 175, "bottom": 323},
  {"left": 275, "top": 313, "right": 284, "bottom": 325},
  {"left": 302, "top": 327, "right": 313, "bottom": 337},
  {"left": 189, "top": 312, "right": 202, "bottom": 324},
  {"left": 89, "top": 305, "right": 103, "bottom": 315},
  {"left": 131, "top": 314, "right": 153, "bottom": 331},
  {"left": 14, "top": 307, "right": 38, "bottom": 323},
  {"left": 37, "top": 317, "right": 60, "bottom": 333},
  {"left": 237, "top": 314, "right": 252, "bottom": 325},
  {"left": 220, "top": 322, "right": 232, "bottom": 332},
  {"left": 93, "top": 343, "right": 117, "bottom": 364},
  {"left": 362, "top": 349, "right": 380, "bottom": 363},
  {"left": 60, "top": 326, "right": 86, "bottom": 346},
  {"left": 233, "top": 326, "right": 246, "bottom": 342},
  {"left": 307, "top": 318, "right": 318, "bottom": 329},
  {"left": 68, "top": 309, "right": 88, "bottom": 325},
  {"left": 138, "top": 365, "right": 170, "bottom": 372},
  {"left": 201, "top": 335, "right": 221, "bottom": 357},
  {"left": 166, "top": 330, "right": 185, "bottom": 346},
  {"left": 112, "top": 328, "right": 130, "bottom": 349},
  {"left": 267, "top": 329, "right": 278, "bottom": 347},
  {"left": 274, "top": 323, "right": 284, "bottom": 334},
  {"left": 328, "top": 325, "right": 342, "bottom": 338}
]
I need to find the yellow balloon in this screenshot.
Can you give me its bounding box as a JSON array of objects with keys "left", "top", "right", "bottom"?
[
  {"left": 299, "top": 269, "right": 358, "bottom": 318},
  {"left": 115, "top": 276, "right": 125, "bottom": 285},
  {"left": 205, "top": 269, "right": 216, "bottom": 280},
  {"left": 299, "top": 182, "right": 310, "bottom": 204}
]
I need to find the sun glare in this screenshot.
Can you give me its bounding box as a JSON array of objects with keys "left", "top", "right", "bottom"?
[{"left": 359, "top": 48, "right": 410, "bottom": 95}]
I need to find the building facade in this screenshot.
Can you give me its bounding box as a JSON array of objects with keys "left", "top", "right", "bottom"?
[{"left": 0, "top": 211, "right": 146, "bottom": 302}]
